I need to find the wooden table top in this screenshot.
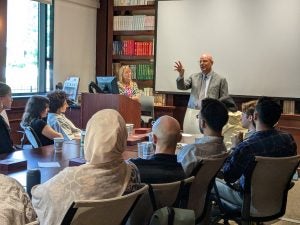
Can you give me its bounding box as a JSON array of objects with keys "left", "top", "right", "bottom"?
[
  {"left": 0, "top": 140, "right": 138, "bottom": 187},
  {"left": 1, "top": 132, "right": 200, "bottom": 187}
]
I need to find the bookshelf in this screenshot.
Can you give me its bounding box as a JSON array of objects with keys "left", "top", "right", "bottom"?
[
  {"left": 107, "top": 1, "right": 155, "bottom": 93},
  {"left": 96, "top": 0, "right": 167, "bottom": 106}
]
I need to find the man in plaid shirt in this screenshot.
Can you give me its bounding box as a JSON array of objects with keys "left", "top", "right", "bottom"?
[{"left": 214, "top": 97, "right": 297, "bottom": 209}]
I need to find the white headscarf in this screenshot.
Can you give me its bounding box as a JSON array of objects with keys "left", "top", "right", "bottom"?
[
  {"left": 32, "top": 109, "right": 133, "bottom": 225},
  {"left": 84, "top": 109, "right": 128, "bottom": 165}
]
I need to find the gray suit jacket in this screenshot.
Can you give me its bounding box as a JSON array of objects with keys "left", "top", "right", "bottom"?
[{"left": 176, "top": 71, "right": 228, "bottom": 109}]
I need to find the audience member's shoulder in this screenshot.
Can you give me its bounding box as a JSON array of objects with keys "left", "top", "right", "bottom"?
[
  {"left": 0, "top": 174, "right": 25, "bottom": 192},
  {"left": 276, "top": 129, "right": 295, "bottom": 138},
  {"left": 31, "top": 118, "right": 46, "bottom": 126},
  {"left": 126, "top": 159, "right": 141, "bottom": 170},
  {"left": 177, "top": 143, "right": 196, "bottom": 161},
  {"left": 128, "top": 157, "right": 145, "bottom": 165}
]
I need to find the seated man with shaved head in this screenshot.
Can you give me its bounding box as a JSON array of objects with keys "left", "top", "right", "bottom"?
[{"left": 129, "top": 115, "right": 186, "bottom": 184}]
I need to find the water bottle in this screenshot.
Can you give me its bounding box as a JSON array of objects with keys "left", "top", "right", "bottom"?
[{"left": 26, "top": 169, "right": 41, "bottom": 198}]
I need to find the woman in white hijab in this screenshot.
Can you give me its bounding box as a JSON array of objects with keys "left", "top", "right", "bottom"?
[{"left": 31, "top": 109, "right": 140, "bottom": 225}]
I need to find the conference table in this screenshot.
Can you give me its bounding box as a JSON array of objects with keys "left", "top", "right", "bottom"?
[
  {"left": 0, "top": 140, "right": 139, "bottom": 187},
  {"left": 0, "top": 132, "right": 200, "bottom": 187}
]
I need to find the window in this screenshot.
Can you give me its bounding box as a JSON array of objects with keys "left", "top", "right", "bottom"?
[{"left": 5, "top": 0, "right": 53, "bottom": 94}]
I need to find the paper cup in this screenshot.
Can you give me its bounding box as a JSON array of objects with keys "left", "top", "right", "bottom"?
[{"left": 54, "top": 137, "right": 64, "bottom": 152}]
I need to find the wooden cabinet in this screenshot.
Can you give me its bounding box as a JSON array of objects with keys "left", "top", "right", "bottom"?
[{"left": 277, "top": 114, "right": 300, "bottom": 155}]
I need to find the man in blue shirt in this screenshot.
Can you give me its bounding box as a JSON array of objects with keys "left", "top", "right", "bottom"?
[
  {"left": 130, "top": 115, "right": 186, "bottom": 184},
  {"left": 214, "top": 97, "right": 297, "bottom": 209}
]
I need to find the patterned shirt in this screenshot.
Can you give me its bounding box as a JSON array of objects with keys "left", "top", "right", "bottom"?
[
  {"left": 0, "top": 175, "right": 36, "bottom": 225},
  {"left": 47, "top": 113, "right": 81, "bottom": 141},
  {"left": 223, "top": 129, "right": 297, "bottom": 190},
  {"left": 118, "top": 81, "right": 140, "bottom": 98}
]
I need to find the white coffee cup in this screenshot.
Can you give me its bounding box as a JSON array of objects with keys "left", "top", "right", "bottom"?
[
  {"left": 126, "top": 123, "right": 134, "bottom": 136},
  {"left": 54, "top": 137, "right": 64, "bottom": 152},
  {"left": 80, "top": 130, "right": 86, "bottom": 147}
]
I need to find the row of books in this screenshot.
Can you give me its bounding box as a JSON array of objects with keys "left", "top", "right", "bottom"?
[
  {"left": 113, "top": 15, "right": 155, "bottom": 31},
  {"left": 141, "top": 90, "right": 166, "bottom": 106},
  {"left": 130, "top": 64, "right": 154, "bottom": 80},
  {"left": 283, "top": 100, "right": 295, "bottom": 114},
  {"left": 154, "top": 93, "right": 166, "bottom": 106},
  {"left": 112, "top": 63, "right": 154, "bottom": 80},
  {"left": 143, "top": 88, "right": 153, "bottom": 96},
  {"left": 113, "top": 40, "right": 154, "bottom": 56},
  {"left": 114, "top": 0, "right": 155, "bottom": 6}
]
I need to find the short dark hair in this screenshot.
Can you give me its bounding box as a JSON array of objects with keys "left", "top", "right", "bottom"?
[
  {"left": 47, "top": 90, "right": 68, "bottom": 113},
  {"left": 200, "top": 98, "right": 229, "bottom": 132},
  {"left": 255, "top": 97, "right": 281, "bottom": 128},
  {"left": 21, "top": 96, "right": 50, "bottom": 127},
  {"left": 219, "top": 96, "right": 238, "bottom": 112},
  {"left": 0, "top": 82, "right": 11, "bottom": 97}
]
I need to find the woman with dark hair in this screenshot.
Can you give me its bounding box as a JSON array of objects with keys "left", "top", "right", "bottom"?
[
  {"left": 32, "top": 109, "right": 141, "bottom": 225},
  {"left": 47, "top": 90, "right": 81, "bottom": 140},
  {"left": 21, "top": 96, "right": 62, "bottom": 146},
  {"left": 0, "top": 82, "right": 14, "bottom": 153}
]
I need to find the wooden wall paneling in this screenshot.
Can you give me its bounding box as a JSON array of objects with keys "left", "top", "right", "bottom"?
[
  {"left": 96, "top": 0, "right": 108, "bottom": 75},
  {"left": 277, "top": 114, "right": 300, "bottom": 155},
  {"left": 65, "top": 107, "right": 81, "bottom": 129},
  {"left": 106, "top": 0, "right": 113, "bottom": 75},
  {"left": 6, "top": 97, "right": 28, "bottom": 145}
]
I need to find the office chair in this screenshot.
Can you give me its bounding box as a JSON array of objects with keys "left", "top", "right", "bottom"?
[
  {"left": 61, "top": 185, "right": 148, "bottom": 225},
  {"left": 127, "top": 176, "right": 195, "bottom": 225},
  {"left": 213, "top": 155, "right": 300, "bottom": 225},
  {"left": 184, "top": 153, "right": 229, "bottom": 224},
  {"left": 21, "top": 126, "right": 42, "bottom": 148},
  {"left": 140, "top": 95, "right": 155, "bottom": 127}
]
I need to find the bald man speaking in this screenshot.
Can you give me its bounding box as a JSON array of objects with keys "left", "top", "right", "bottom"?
[{"left": 175, "top": 53, "right": 229, "bottom": 134}]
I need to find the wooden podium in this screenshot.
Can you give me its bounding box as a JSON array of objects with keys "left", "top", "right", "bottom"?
[{"left": 68, "top": 93, "right": 141, "bottom": 129}]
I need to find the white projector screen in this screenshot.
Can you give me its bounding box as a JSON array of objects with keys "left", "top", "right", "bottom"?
[{"left": 155, "top": 0, "right": 300, "bottom": 98}]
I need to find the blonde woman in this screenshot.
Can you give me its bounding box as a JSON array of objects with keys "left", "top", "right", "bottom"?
[{"left": 118, "top": 65, "right": 140, "bottom": 101}]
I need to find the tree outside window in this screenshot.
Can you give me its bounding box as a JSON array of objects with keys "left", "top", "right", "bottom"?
[{"left": 6, "top": 0, "right": 53, "bottom": 94}]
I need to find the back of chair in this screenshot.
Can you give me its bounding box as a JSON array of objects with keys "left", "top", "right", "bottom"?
[
  {"left": 243, "top": 155, "right": 300, "bottom": 221},
  {"left": 140, "top": 95, "right": 155, "bottom": 124},
  {"left": 187, "top": 153, "right": 229, "bottom": 221},
  {"left": 62, "top": 185, "right": 148, "bottom": 225},
  {"left": 23, "top": 126, "right": 42, "bottom": 148},
  {"left": 127, "top": 177, "right": 195, "bottom": 225}
]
